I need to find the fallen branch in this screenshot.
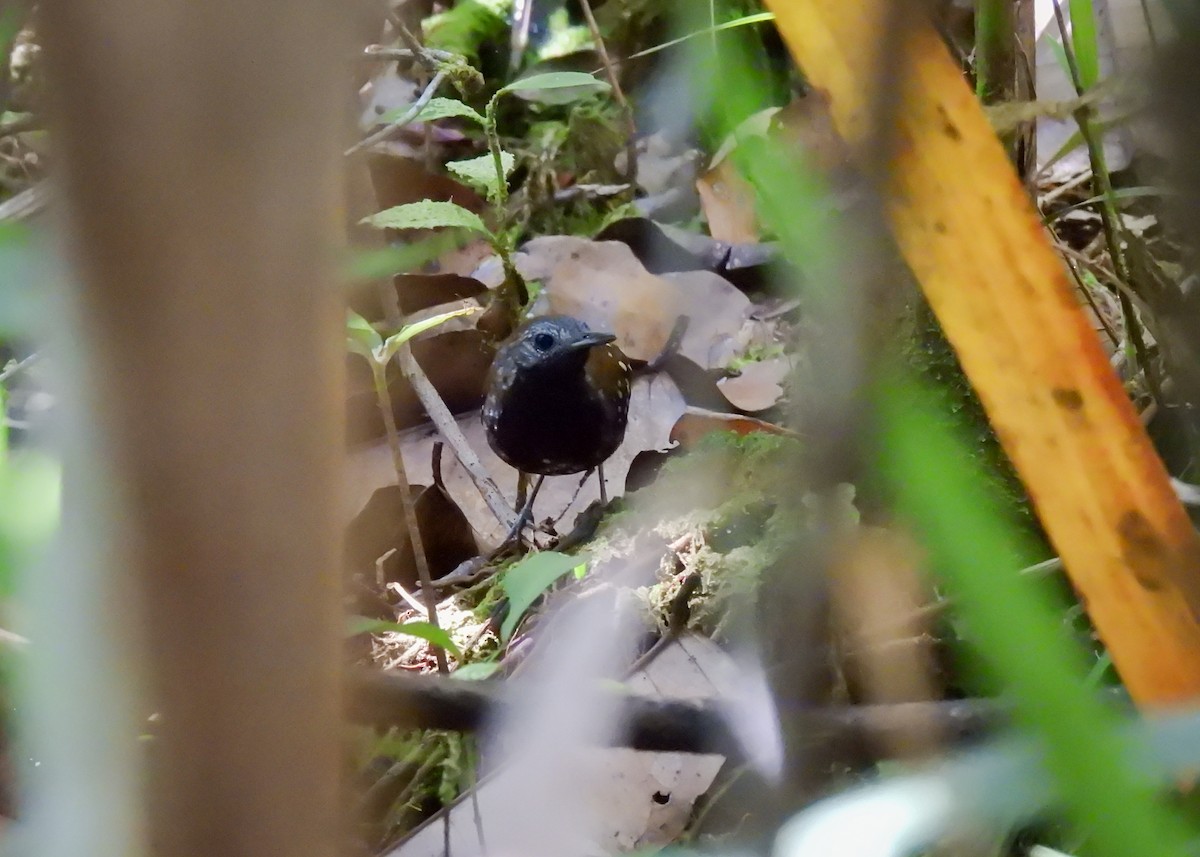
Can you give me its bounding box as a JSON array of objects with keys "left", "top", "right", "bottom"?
[
  {"left": 349, "top": 668, "right": 1020, "bottom": 756},
  {"left": 395, "top": 347, "right": 516, "bottom": 533}
]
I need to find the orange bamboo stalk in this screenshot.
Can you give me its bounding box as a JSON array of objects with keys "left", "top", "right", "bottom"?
[{"left": 765, "top": 0, "right": 1200, "bottom": 704}]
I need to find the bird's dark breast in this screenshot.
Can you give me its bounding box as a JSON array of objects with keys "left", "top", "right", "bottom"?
[{"left": 482, "top": 370, "right": 628, "bottom": 475}]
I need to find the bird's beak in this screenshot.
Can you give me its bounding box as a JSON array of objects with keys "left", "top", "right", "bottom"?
[{"left": 567, "top": 331, "right": 617, "bottom": 350}]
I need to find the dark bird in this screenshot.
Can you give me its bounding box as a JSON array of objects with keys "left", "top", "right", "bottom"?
[{"left": 483, "top": 315, "right": 632, "bottom": 537}]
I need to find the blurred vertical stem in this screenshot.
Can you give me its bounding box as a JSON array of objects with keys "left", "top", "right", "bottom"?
[
  {"left": 1137, "top": 0, "right": 1159, "bottom": 49},
  {"left": 1068, "top": 0, "right": 1101, "bottom": 88},
  {"left": 975, "top": 0, "right": 1014, "bottom": 103},
  {"left": 879, "top": 374, "right": 1194, "bottom": 857},
  {"left": 576, "top": 0, "right": 638, "bottom": 185},
  {"left": 369, "top": 358, "right": 449, "bottom": 674},
  {"left": 976, "top": 0, "right": 1034, "bottom": 175},
  {"left": 1052, "top": 0, "right": 1163, "bottom": 403}
]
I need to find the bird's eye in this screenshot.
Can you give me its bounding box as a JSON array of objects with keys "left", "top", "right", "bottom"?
[{"left": 532, "top": 331, "right": 556, "bottom": 351}]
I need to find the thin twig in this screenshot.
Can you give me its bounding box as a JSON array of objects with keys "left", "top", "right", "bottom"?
[
  {"left": 1037, "top": 165, "right": 1091, "bottom": 206},
  {"left": 1137, "top": 0, "right": 1159, "bottom": 51},
  {"left": 387, "top": 580, "right": 431, "bottom": 617},
  {"left": 0, "top": 182, "right": 46, "bottom": 222},
  {"left": 1049, "top": 238, "right": 1121, "bottom": 346},
  {"left": 576, "top": 0, "right": 637, "bottom": 185},
  {"left": 396, "top": 23, "right": 441, "bottom": 75},
  {"left": 348, "top": 667, "right": 1018, "bottom": 753},
  {"left": 0, "top": 113, "right": 38, "bottom": 138},
  {"left": 372, "top": 360, "right": 449, "bottom": 674},
  {"left": 1050, "top": 0, "right": 1164, "bottom": 404},
  {"left": 359, "top": 743, "right": 426, "bottom": 819},
  {"left": 346, "top": 69, "right": 447, "bottom": 157},
  {"left": 376, "top": 744, "right": 448, "bottom": 847},
  {"left": 0, "top": 627, "right": 29, "bottom": 648},
  {"left": 0, "top": 351, "right": 39, "bottom": 385},
  {"left": 466, "top": 737, "right": 488, "bottom": 852},
  {"left": 432, "top": 556, "right": 492, "bottom": 589},
  {"left": 364, "top": 45, "right": 462, "bottom": 65},
  {"left": 624, "top": 571, "right": 702, "bottom": 677},
  {"left": 396, "top": 347, "right": 517, "bottom": 532}
]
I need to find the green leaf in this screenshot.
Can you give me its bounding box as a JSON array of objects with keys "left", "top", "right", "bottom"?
[
  {"left": 0, "top": 222, "right": 44, "bottom": 338},
  {"left": 405, "top": 97, "right": 486, "bottom": 126},
  {"left": 423, "top": 0, "right": 507, "bottom": 61},
  {"left": 626, "top": 12, "right": 776, "bottom": 62},
  {"left": 452, "top": 662, "right": 501, "bottom": 680},
  {"left": 343, "top": 235, "right": 462, "bottom": 282},
  {"left": 447, "top": 151, "right": 515, "bottom": 204},
  {"left": 535, "top": 21, "right": 591, "bottom": 61},
  {"left": 1068, "top": 0, "right": 1100, "bottom": 90},
  {"left": 0, "top": 453, "right": 61, "bottom": 598},
  {"left": 499, "top": 551, "right": 583, "bottom": 641},
  {"left": 1044, "top": 186, "right": 1175, "bottom": 223},
  {"left": 878, "top": 373, "right": 1194, "bottom": 857},
  {"left": 361, "top": 200, "right": 491, "bottom": 237},
  {"left": 346, "top": 311, "right": 382, "bottom": 360},
  {"left": 346, "top": 616, "right": 462, "bottom": 657},
  {"left": 380, "top": 306, "right": 479, "bottom": 363},
  {"left": 499, "top": 71, "right": 609, "bottom": 97}
]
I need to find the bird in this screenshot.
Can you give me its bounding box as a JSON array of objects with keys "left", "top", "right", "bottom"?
[{"left": 482, "top": 314, "right": 632, "bottom": 540}]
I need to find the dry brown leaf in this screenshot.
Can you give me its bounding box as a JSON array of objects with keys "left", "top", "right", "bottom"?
[
  {"left": 506, "top": 236, "right": 753, "bottom": 367},
  {"left": 696, "top": 159, "right": 760, "bottom": 243},
  {"left": 382, "top": 635, "right": 730, "bottom": 857},
  {"left": 345, "top": 374, "right": 687, "bottom": 546},
  {"left": 768, "top": 0, "right": 1200, "bottom": 703},
  {"left": 345, "top": 481, "right": 478, "bottom": 591},
  {"left": 772, "top": 90, "right": 856, "bottom": 178},
  {"left": 432, "top": 238, "right": 496, "bottom": 277},
  {"left": 669, "top": 407, "right": 795, "bottom": 450},
  {"left": 830, "top": 527, "right": 941, "bottom": 759}
]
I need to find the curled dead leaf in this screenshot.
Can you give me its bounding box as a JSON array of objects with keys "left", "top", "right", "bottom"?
[
  {"left": 669, "top": 407, "right": 796, "bottom": 450},
  {"left": 502, "top": 235, "right": 753, "bottom": 367}
]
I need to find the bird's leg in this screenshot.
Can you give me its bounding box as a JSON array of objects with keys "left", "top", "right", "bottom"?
[
  {"left": 500, "top": 474, "right": 545, "bottom": 548},
  {"left": 597, "top": 463, "right": 608, "bottom": 505},
  {"left": 514, "top": 470, "right": 530, "bottom": 512}
]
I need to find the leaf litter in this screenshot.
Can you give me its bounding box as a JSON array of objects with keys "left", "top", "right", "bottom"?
[{"left": 339, "top": 19, "right": 849, "bottom": 855}]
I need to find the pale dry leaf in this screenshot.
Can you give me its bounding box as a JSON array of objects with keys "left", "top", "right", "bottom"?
[
  {"left": 626, "top": 131, "right": 703, "bottom": 197},
  {"left": 383, "top": 634, "right": 733, "bottom": 857},
  {"left": 432, "top": 238, "right": 496, "bottom": 277},
  {"left": 512, "top": 236, "right": 754, "bottom": 368},
  {"left": 358, "top": 64, "right": 421, "bottom": 132},
  {"left": 716, "top": 356, "right": 792, "bottom": 412}
]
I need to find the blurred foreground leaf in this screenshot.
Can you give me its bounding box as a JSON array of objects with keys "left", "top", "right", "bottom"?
[
  {"left": 500, "top": 551, "right": 582, "bottom": 641},
  {"left": 878, "top": 374, "right": 1193, "bottom": 857}
]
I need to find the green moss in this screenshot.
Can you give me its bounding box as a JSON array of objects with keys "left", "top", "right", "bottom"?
[
  {"left": 726, "top": 342, "right": 786, "bottom": 371},
  {"left": 423, "top": 0, "right": 510, "bottom": 62},
  {"left": 900, "top": 298, "right": 1037, "bottom": 531},
  {"left": 607, "top": 431, "right": 857, "bottom": 639},
  {"left": 514, "top": 98, "right": 631, "bottom": 239}
]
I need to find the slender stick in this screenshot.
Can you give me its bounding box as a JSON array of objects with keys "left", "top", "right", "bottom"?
[
  {"left": 0, "top": 351, "right": 39, "bottom": 384},
  {"left": 396, "top": 347, "right": 517, "bottom": 532},
  {"left": 372, "top": 361, "right": 448, "bottom": 674},
  {"left": 345, "top": 69, "right": 447, "bottom": 157},
  {"left": 364, "top": 45, "right": 461, "bottom": 64},
  {"left": 1049, "top": 0, "right": 1163, "bottom": 404},
  {"left": 577, "top": 0, "right": 638, "bottom": 185}
]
